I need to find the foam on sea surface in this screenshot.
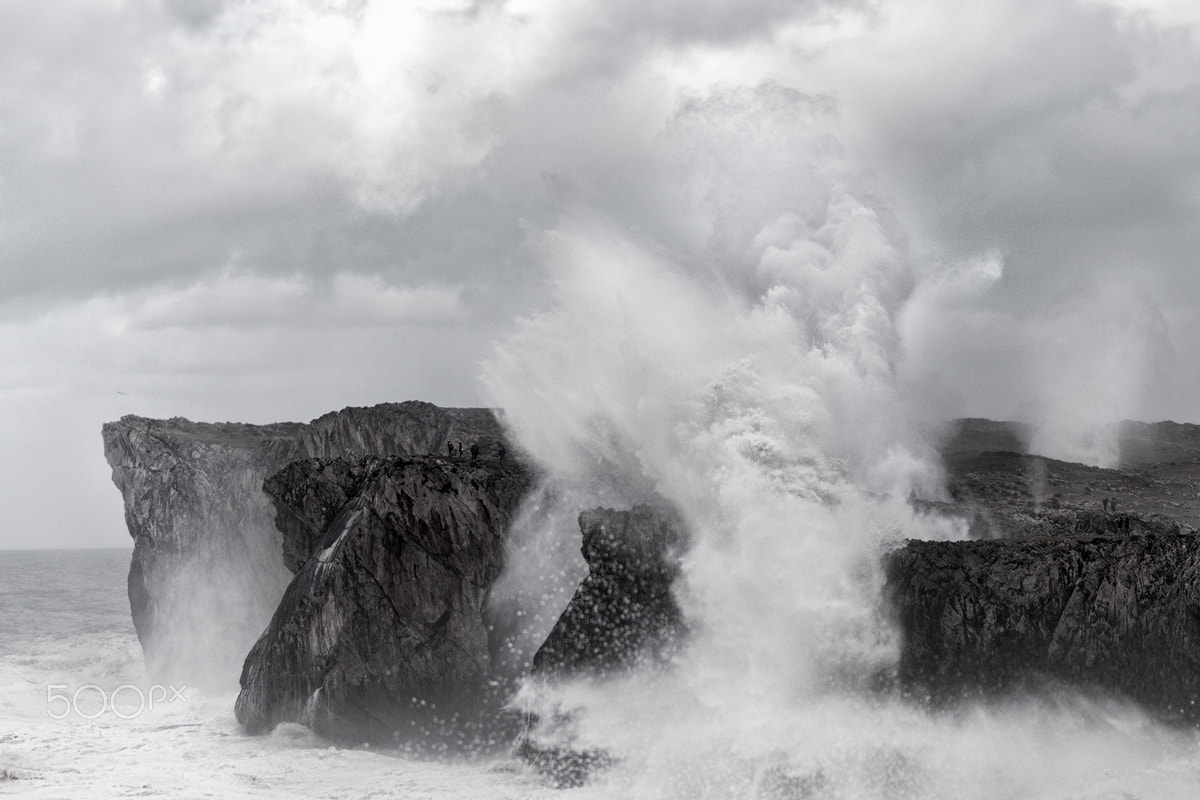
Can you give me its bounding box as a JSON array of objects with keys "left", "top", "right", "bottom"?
[{"left": 0, "top": 550, "right": 565, "bottom": 799}]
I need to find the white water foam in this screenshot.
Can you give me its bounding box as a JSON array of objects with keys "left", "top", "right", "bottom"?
[{"left": 0, "top": 550, "right": 568, "bottom": 799}]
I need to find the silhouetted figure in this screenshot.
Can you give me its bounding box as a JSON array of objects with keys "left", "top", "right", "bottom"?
[
  {"left": 496, "top": 442, "right": 507, "bottom": 461},
  {"left": 458, "top": 442, "right": 463, "bottom": 457},
  {"left": 446, "top": 442, "right": 454, "bottom": 458},
  {"left": 1103, "top": 497, "right": 1110, "bottom": 512},
  {"left": 470, "top": 443, "right": 479, "bottom": 461}
]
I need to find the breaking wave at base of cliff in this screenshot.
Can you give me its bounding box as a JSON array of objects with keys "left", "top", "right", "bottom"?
[
  {"left": 0, "top": 549, "right": 566, "bottom": 800},
  {"left": 481, "top": 86, "right": 1200, "bottom": 798},
  {"left": 5, "top": 553, "right": 1200, "bottom": 798}
]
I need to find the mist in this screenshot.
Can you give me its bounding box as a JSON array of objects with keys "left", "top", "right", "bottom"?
[{"left": 475, "top": 32, "right": 1200, "bottom": 797}]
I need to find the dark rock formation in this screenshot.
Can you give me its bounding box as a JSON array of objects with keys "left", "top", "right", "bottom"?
[
  {"left": 885, "top": 421, "right": 1200, "bottom": 721},
  {"left": 520, "top": 505, "right": 688, "bottom": 786},
  {"left": 101, "top": 402, "right": 503, "bottom": 686},
  {"left": 235, "top": 455, "right": 532, "bottom": 748},
  {"left": 886, "top": 533, "right": 1200, "bottom": 722},
  {"left": 263, "top": 457, "right": 368, "bottom": 575},
  {"left": 532, "top": 506, "right": 689, "bottom": 677}
]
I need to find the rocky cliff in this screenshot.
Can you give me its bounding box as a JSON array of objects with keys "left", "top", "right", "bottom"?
[
  {"left": 521, "top": 505, "right": 688, "bottom": 785},
  {"left": 886, "top": 533, "right": 1200, "bottom": 722},
  {"left": 101, "top": 402, "right": 504, "bottom": 686},
  {"left": 531, "top": 505, "right": 689, "bottom": 677},
  {"left": 235, "top": 455, "right": 532, "bottom": 748},
  {"left": 102, "top": 405, "right": 1200, "bottom": 739},
  {"left": 886, "top": 419, "right": 1200, "bottom": 720}
]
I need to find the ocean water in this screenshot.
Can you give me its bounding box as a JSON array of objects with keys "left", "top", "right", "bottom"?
[
  {"left": 0, "top": 549, "right": 568, "bottom": 799},
  {"left": 3, "top": 548, "right": 1200, "bottom": 799},
  {"left": 7, "top": 546, "right": 1200, "bottom": 796}
]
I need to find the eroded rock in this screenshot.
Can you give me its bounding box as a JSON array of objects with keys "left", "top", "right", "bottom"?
[
  {"left": 101, "top": 402, "right": 503, "bottom": 685},
  {"left": 520, "top": 505, "right": 689, "bottom": 785},
  {"left": 235, "top": 455, "right": 532, "bottom": 748},
  {"left": 886, "top": 532, "right": 1200, "bottom": 721},
  {"left": 532, "top": 505, "right": 689, "bottom": 677}
]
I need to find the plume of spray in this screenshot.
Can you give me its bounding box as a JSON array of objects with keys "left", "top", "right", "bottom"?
[
  {"left": 483, "top": 84, "right": 979, "bottom": 794},
  {"left": 481, "top": 84, "right": 1200, "bottom": 798}
]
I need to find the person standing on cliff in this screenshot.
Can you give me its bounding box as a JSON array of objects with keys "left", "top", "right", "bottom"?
[
  {"left": 470, "top": 442, "right": 479, "bottom": 461},
  {"left": 446, "top": 442, "right": 454, "bottom": 458},
  {"left": 496, "top": 442, "right": 506, "bottom": 461}
]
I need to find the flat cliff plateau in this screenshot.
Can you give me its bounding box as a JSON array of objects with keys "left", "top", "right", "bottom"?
[
  {"left": 101, "top": 402, "right": 504, "bottom": 686},
  {"left": 937, "top": 418, "right": 1200, "bottom": 533}
]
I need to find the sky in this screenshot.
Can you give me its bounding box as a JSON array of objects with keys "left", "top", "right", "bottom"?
[{"left": 2, "top": 0, "right": 1200, "bottom": 549}]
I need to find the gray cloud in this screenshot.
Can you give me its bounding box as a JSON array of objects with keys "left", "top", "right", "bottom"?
[
  {"left": 798, "top": 0, "right": 1200, "bottom": 429},
  {"left": 163, "top": 0, "right": 228, "bottom": 29}
]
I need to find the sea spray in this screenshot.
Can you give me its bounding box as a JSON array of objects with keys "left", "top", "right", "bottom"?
[
  {"left": 486, "top": 218, "right": 956, "bottom": 796},
  {"left": 483, "top": 84, "right": 941, "bottom": 791},
  {"left": 900, "top": 249, "right": 1175, "bottom": 470},
  {"left": 483, "top": 84, "right": 1200, "bottom": 797}
]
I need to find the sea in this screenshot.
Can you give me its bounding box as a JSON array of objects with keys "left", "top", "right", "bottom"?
[
  {"left": 4, "top": 548, "right": 1200, "bottom": 799},
  {"left": 0, "top": 549, "right": 569, "bottom": 799}
]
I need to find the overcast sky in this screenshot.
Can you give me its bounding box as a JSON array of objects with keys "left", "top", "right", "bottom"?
[{"left": 3, "top": 0, "right": 1199, "bottom": 549}]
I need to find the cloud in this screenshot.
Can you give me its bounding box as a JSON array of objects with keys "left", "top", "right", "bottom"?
[
  {"left": 0, "top": 271, "right": 472, "bottom": 400},
  {"left": 784, "top": 0, "right": 1200, "bottom": 432},
  {"left": 0, "top": 1, "right": 541, "bottom": 305},
  {"left": 127, "top": 269, "right": 466, "bottom": 330}
]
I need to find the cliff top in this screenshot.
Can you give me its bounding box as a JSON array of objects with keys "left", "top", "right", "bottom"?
[
  {"left": 102, "top": 401, "right": 505, "bottom": 456},
  {"left": 106, "top": 401, "right": 491, "bottom": 435}
]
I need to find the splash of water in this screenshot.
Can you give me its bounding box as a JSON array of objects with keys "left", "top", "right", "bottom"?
[
  {"left": 485, "top": 82, "right": 937, "bottom": 783},
  {"left": 482, "top": 84, "right": 1200, "bottom": 797}
]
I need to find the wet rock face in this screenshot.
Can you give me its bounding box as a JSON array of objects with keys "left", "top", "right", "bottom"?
[
  {"left": 532, "top": 505, "right": 689, "bottom": 677},
  {"left": 521, "top": 505, "right": 688, "bottom": 787},
  {"left": 235, "top": 456, "right": 533, "bottom": 748},
  {"left": 886, "top": 533, "right": 1200, "bottom": 722},
  {"left": 890, "top": 422, "right": 1200, "bottom": 722},
  {"left": 263, "top": 458, "right": 367, "bottom": 575},
  {"left": 101, "top": 402, "right": 504, "bottom": 686},
  {"left": 101, "top": 417, "right": 307, "bottom": 687}
]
